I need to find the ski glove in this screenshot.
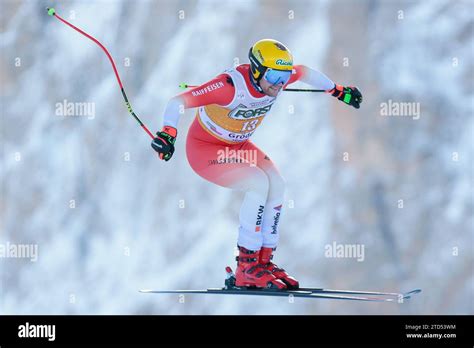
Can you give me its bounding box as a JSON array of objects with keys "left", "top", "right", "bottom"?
[
  {"left": 329, "top": 85, "right": 363, "bottom": 109},
  {"left": 151, "top": 126, "right": 177, "bottom": 161}
]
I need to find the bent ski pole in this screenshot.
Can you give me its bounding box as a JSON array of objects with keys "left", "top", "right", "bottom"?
[{"left": 46, "top": 8, "right": 154, "bottom": 139}]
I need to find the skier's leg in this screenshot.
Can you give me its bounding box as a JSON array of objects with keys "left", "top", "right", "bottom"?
[
  {"left": 240, "top": 141, "right": 299, "bottom": 289},
  {"left": 259, "top": 165, "right": 285, "bottom": 248},
  {"left": 186, "top": 118, "right": 268, "bottom": 250},
  {"left": 204, "top": 165, "right": 269, "bottom": 250},
  {"left": 186, "top": 118, "right": 287, "bottom": 289},
  {"left": 239, "top": 142, "right": 285, "bottom": 248}
]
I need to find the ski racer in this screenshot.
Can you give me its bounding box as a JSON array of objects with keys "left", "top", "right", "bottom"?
[{"left": 151, "top": 39, "right": 362, "bottom": 290}]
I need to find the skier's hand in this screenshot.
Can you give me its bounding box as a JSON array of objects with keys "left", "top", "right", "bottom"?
[
  {"left": 329, "top": 85, "right": 363, "bottom": 109},
  {"left": 151, "top": 126, "right": 177, "bottom": 161}
]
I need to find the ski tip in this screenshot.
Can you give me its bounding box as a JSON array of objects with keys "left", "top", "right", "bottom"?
[
  {"left": 47, "top": 7, "right": 56, "bottom": 16},
  {"left": 400, "top": 289, "right": 422, "bottom": 301}
]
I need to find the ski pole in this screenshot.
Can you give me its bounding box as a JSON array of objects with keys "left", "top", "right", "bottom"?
[
  {"left": 281, "top": 88, "right": 326, "bottom": 92},
  {"left": 46, "top": 8, "right": 155, "bottom": 139},
  {"left": 179, "top": 83, "right": 326, "bottom": 93}
]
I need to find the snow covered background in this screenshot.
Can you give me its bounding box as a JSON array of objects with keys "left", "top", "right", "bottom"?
[{"left": 1, "top": 0, "right": 472, "bottom": 314}]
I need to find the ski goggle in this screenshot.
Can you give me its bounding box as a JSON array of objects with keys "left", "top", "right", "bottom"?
[{"left": 263, "top": 68, "right": 292, "bottom": 86}]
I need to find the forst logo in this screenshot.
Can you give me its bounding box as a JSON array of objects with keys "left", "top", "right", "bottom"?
[
  {"left": 229, "top": 104, "right": 273, "bottom": 119},
  {"left": 275, "top": 59, "right": 292, "bottom": 66},
  {"left": 255, "top": 205, "right": 265, "bottom": 232}
]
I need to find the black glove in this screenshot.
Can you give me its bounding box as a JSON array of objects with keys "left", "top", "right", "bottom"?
[
  {"left": 329, "top": 84, "right": 363, "bottom": 109},
  {"left": 151, "top": 126, "right": 177, "bottom": 161}
]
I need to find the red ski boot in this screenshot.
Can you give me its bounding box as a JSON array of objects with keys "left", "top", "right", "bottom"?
[
  {"left": 235, "top": 246, "right": 287, "bottom": 290},
  {"left": 259, "top": 247, "right": 299, "bottom": 289}
]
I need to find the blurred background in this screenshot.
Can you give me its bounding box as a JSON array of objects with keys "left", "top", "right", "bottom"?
[{"left": 1, "top": 0, "right": 473, "bottom": 314}]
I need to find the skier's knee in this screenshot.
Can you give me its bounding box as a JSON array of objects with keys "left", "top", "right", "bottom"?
[
  {"left": 246, "top": 168, "right": 269, "bottom": 196},
  {"left": 273, "top": 173, "right": 286, "bottom": 192},
  {"left": 268, "top": 171, "right": 286, "bottom": 199}
]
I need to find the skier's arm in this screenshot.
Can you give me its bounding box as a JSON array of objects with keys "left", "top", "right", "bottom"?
[
  {"left": 151, "top": 74, "right": 235, "bottom": 161},
  {"left": 287, "top": 65, "right": 335, "bottom": 90},
  {"left": 162, "top": 74, "right": 235, "bottom": 129},
  {"left": 288, "top": 65, "right": 363, "bottom": 109}
]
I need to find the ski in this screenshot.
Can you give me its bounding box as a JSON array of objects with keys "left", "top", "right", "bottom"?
[
  {"left": 139, "top": 288, "right": 404, "bottom": 302},
  {"left": 296, "top": 287, "right": 422, "bottom": 299},
  {"left": 140, "top": 267, "right": 421, "bottom": 303}
]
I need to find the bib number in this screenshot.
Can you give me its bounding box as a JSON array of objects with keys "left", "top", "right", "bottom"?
[{"left": 241, "top": 119, "right": 259, "bottom": 131}]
